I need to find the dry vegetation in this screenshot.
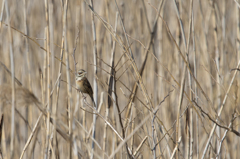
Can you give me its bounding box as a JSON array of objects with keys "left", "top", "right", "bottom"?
[{"left": 0, "top": 0, "right": 240, "bottom": 158}]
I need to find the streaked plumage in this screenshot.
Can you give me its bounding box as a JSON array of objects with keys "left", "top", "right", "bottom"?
[{"left": 76, "top": 69, "right": 95, "bottom": 106}]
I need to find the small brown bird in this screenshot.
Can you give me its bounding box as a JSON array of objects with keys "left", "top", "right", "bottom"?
[{"left": 75, "top": 69, "right": 95, "bottom": 106}]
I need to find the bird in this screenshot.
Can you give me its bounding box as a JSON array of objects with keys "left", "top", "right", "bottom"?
[{"left": 75, "top": 69, "right": 95, "bottom": 107}]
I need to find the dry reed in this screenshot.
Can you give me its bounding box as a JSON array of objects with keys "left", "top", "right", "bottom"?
[{"left": 0, "top": 0, "right": 240, "bottom": 159}]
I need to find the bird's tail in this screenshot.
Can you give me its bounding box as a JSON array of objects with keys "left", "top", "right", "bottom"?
[{"left": 91, "top": 95, "right": 96, "bottom": 108}]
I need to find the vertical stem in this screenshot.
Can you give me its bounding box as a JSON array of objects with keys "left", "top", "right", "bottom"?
[
  {"left": 89, "top": 0, "right": 98, "bottom": 158},
  {"left": 81, "top": 1, "right": 88, "bottom": 71},
  {"left": 175, "top": 65, "right": 186, "bottom": 159},
  {"left": 104, "top": 12, "right": 118, "bottom": 158},
  {"left": 63, "top": 0, "right": 73, "bottom": 158},
  {"left": 42, "top": 27, "right": 48, "bottom": 159},
  {"left": 238, "top": 0, "right": 240, "bottom": 61},
  {"left": 44, "top": 0, "right": 51, "bottom": 158},
  {"left": 0, "top": 0, "right": 5, "bottom": 28},
  {"left": 54, "top": 20, "right": 64, "bottom": 159},
  {"left": 131, "top": 117, "right": 134, "bottom": 154},
  {"left": 5, "top": 0, "right": 15, "bottom": 158},
  {"left": 152, "top": 112, "right": 156, "bottom": 159},
  {"left": 103, "top": 106, "right": 109, "bottom": 158},
  {"left": 237, "top": 3, "right": 240, "bottom": 159},
  {"left": 187, "top": 0, "right": 193, "bottom": 158},
  {"left": 212, "top": 1, "right": 221, "bottom": 158},
  {"left": 174, "top": 0, "right": 181, "bottom": 81},
  {"left": 23, "top": 0, "right": 32, "bottom": 158},
  {"left": 191, "top": 2, "right": 196, "bottom": 159},
  {"left": 81, "top": 1, "right": 87, "bottom": 142},
  {"left": 112, "top": 102, "right": 117, "bottom": 158}
]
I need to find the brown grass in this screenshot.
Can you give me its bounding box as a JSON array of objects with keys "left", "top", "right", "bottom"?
[{"left": 0, "top": 0, "right": 240, "bottom": 158}]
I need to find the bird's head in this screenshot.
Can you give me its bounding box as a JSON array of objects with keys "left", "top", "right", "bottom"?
[{"left": 76, "top": 69, "right": 87, "bottom": 81}]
